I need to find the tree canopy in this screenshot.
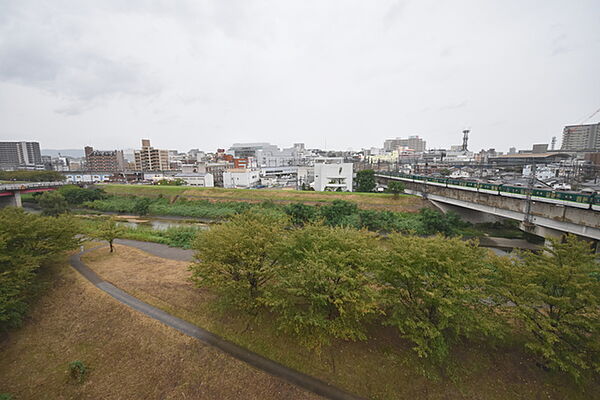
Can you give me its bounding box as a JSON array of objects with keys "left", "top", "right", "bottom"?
[
  {"left": 386, "top": 181, "right": 405, "bottom": 198},
  {"left": 190, "top": 210, "right": 289, "bottom": 311},
  {"left": 38, "top": 191, "right": 69, "bottom": 217},
  {"left": 0, "top": 208, "right": 80, "bottom": 329},
  {"left": 91, "top": 218, "right": 124, "bottom": 252},
  {"left": 494, "top": 235, "right": 600, "bottom": 380},
  {"left": 379, "top": 234, "right": 503, "bottom": 364},
  {"left": 355, "top": 169, "right": 376, "bottom": 192},
  {"left": 263, "top": 224, "right": 381, "bottom": 349}
]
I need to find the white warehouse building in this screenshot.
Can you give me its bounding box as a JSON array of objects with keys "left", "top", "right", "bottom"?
[{"left": 313, "top": 158, "right": 353, "bottom": 192}]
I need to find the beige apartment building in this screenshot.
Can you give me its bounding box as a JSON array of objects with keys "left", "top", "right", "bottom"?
[{"left": 134, "top": 139, "right": 170, "bottom": 171}]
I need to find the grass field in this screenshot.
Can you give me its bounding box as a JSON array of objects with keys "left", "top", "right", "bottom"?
[
  {"left": 100, "top": 184, "right": 428, "bottom": 212},
  {"left": 0, "top": 254, "right": 319, "bottom": 400},
  {"left": 79, "top": 245, "right": 598, "bottom": 400}
]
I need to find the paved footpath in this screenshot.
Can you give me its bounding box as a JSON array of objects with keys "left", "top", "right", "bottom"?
[
  {"left": 71, "top": 242, "right": 365, "bottom": 400},
  {"left": 114, "top": 238, "right": 195, "bottom": 261}
]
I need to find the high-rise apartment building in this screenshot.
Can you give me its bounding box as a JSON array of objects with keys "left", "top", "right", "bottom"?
[
  {"left": 84, "top": 146, "right": 125, "bottom": 171},
  {"left": 383, "top": 136, "right": 426, "bottom": 152},
  {"left": 0, "top": 141, "right": 42, "bottom": 170},
  {"left": 134, "top": 139, "right": 170, "bottom": 171},
  {"left": 561, "top": 123, "right": 600, "bottom": 151}
]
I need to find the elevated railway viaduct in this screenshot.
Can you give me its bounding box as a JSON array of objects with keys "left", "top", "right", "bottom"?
[{"left": 376, "top": 173, "right": 600, "bottom": 249}]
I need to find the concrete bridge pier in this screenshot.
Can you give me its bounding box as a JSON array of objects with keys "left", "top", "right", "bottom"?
[
  {"left": 0, "top": 191, "right": 21, "bottom": 208},
  {"left": 521, "top": 223, "right": 600, "bottom": 254}
]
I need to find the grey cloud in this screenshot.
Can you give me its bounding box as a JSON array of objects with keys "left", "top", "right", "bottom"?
[
  {"left": 438, "top": 100, "right": 467, "bottom": 111},
  {"left": 383, "top": 0, "right": 408, "bottom": 31},
  {"left": 550, "top": 33, "right": 570, "bottom": 56},
  {"left": 0, "top": 1, "right": 161, "bottom": 110}
]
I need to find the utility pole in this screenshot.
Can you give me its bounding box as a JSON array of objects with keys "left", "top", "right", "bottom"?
[{"left": 524, "top": 163, "right": 536, "bottom": 227}]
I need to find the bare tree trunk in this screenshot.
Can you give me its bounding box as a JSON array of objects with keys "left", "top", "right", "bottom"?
[{"left": 109, "top": 240, "right": 114, "bottom": 252}]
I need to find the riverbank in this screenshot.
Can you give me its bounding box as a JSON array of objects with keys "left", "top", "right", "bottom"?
[
  {"left": 73, "top": 243, "right": 595, "bottom": 400},
  {"left": 99, "top": 184, "right": 429, "bottom": 212}
]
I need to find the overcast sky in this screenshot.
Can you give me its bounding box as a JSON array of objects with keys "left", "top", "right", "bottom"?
[{"left": 1, "top": 0, "right": 599, "bottom": 153}]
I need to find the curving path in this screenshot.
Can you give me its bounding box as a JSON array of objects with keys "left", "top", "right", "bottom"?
[{"left": 70, "top": 242, "right": 365, "bottom": 400}]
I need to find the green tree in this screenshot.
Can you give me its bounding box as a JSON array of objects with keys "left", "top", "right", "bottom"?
[
  {"left": 0, "top": 208, "right": 80, "bottom": 329},
  {"left": 58, "top": 186, "right": 106, "bottom": 204},
  {"left": 318, "top": 200, "right": 358, "bottom": 227},
  {"left": 189, "top": 210, "right": 289, "bottom": 311},
  {"left": 285, "top": 203, "right": 318, "bottom": 226},
  {"left": 418, "top": 208, "right": 465, "bottom": 236},
  {"left": 494, "top": 235, "right": 600, "bottom": 380},
  {"left": 132, "top": 197, "right": 152, "bottom": 216},
  {"left": 386, "top": 181, "right": 405, "bottom": 199},
  {"left": 93, "top": 218, "right": 124, "bottom": 252},
  {"left": 355, "top": 169, "right": 376, "bottom": 192},
  {"left": 38, "top": 191, "right": 69, "bottom": 217},
  {"left": 263, "top": 224, "right": 381, "bottom": 349},
  {"left": 379, "top": 234, "right": 503, "bottom": 364}
]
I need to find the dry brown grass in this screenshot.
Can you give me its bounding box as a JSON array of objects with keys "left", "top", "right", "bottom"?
[
  {"left": 0, "top": 256, "right": 320, "bottom": 400},
  {"left": 78, "top": 245, "right": 600, "bottom": 400}
]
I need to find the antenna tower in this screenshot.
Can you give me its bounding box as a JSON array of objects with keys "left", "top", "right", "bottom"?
[{"left": 461, "top": 129, "right": 470, "bottom": 152}]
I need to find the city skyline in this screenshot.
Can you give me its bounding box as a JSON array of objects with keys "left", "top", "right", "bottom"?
[{"left": 1, "top": 1, "right": 599, "bottom": 152}]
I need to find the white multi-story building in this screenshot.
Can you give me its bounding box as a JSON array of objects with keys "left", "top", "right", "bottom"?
[
  {"left": 174, "top": 172, "right": 214, "bottom": 187},
  {"left": 223, "top": 168, "right": 260, "bottom": 188},
  {"left": 313, "top": 157, "right": 353, "bottom": 192}
]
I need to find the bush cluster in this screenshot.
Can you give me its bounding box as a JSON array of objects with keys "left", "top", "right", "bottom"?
[
  {"left": 84, "top": 195, "right": 465, "bottom": 236},
  {"left": 190, "top": 211, "right": 600, "bottom": 381}
]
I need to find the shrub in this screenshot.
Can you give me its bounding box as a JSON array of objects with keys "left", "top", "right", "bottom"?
[
  {"left": 38, "top": 191, "right": 69, "bottom": 217},
  {"left": 418, "top": 208, "right": 465, "bottom": 236},
  {"left": 132, "top": 197, "right": 152, "bottom": 216},
  {"left": 285, "top": 203, "right": 318, "bottom": 226},
  {"left": 68, "top": 360, "right": 88, "bottom": 383},
  {"left": 59, "top": 186, "right": 106, "bottom": 204},
  {"left": 318, "top": 200, "right": 358, "bottom": 226}
]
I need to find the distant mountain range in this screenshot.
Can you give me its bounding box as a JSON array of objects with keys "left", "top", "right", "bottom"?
[{"left": 42, "top": 149, "right": 85, "bottom": 158}]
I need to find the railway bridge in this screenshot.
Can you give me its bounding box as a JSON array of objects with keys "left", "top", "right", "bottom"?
[
  {"left": 375, "top": 173, "right": 600, "bottom": 248},
  {"left": 0, "top": 182, "right": 66, "bottom": 208}
]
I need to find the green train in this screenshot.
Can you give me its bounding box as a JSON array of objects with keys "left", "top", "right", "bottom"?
[{"left": 383, "top": 172, "right": 600, "bottom": 211}]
